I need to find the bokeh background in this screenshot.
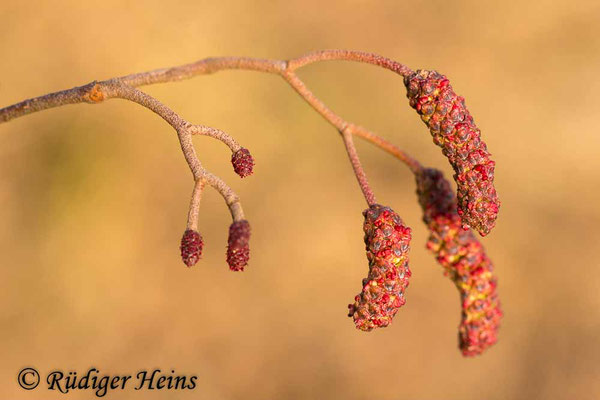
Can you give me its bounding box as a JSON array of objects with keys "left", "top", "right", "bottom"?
[{"left": 1, "top": 1, "right": 599, "bottom": 399}]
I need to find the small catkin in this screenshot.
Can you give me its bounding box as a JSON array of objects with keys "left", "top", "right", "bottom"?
[
  {"left": 348, "top": 204, "right": 412, "bottom": 331},
  {"left": 405, "top": 70, "right": 500, "bottom": 236},
  {"left": 416, "top": 168, "right": 502, "bottom": 356},
  {"left": 231, "top": 148, "right": 254, "bottom": 178},
  {"left": 180, "top": 229, "right": 203, "bottom": 267},
  {"left": 227, "top": 220, "right": 251, "bottom": 271}
]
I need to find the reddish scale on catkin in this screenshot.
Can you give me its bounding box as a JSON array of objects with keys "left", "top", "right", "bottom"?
[
  {"left": 227, "top": 220, "right": 251, "bottom": 271},
  {"left": 405, "top": 70, "right": 500, "bottom": 236},
  {"left": 180, "top": 229, "right": 203, "bottom": 267},
  {"left": 348, "top": 204, "right": 412, "bottom": 331},
  {"left": 416, "top": 168, "right": 502, "bottom": 356},
  {"left": 231, "top": 148, "right": 254, "bottom": 178}
]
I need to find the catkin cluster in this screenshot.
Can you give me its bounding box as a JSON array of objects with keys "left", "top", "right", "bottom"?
[
  {"left": 0, "top": 48, "right": 504, "bottom": 356},
  {"left": 179, "top": 149, "right": 254, "bottom": 269}
]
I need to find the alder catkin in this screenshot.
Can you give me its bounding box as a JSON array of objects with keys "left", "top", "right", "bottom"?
[
  {"left": 405, "top": 70, "right": 500, "bottom": 236},
  {"left": 227, "top": 220, "right": 251, "bottom": 271},
  {"left": 416, "top": 167, "right": 502, "bottom": 356},
  {"left": 180, "top": 229, "right": 203, "bottom": 267},
  {"left": 231, "top": 148, "right": 254, "bottom": 178},
  {"left": 348, "top": 204, "right": 412, "bottom": 331}
]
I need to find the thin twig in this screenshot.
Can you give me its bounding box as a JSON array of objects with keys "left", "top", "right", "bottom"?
[
  {"left": 187, "top": 180, "right": 205, "bottom": 230},
  {"left": 287, "top": 49, "right": 413, "bottom": 77},
  {"left": 341, "top": 129, "right": 376, "bottom": 206},
  {"left": 352, "top": 128, "right": 422, "bottom": 174},
  {"left": 203, "top": 170, "right": 245, "bottom": 221},
  {"left": 189, "top": 125, "right": 241, "bottom": 153},
  {"left": 280, "top": 71, "right": 346, "bottom": 130}
]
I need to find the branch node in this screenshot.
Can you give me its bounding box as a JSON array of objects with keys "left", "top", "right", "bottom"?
[{"left": 83, "top": 82, "right": 105, "bottom": 103}]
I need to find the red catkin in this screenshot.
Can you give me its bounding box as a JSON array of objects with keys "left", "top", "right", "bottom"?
[
  {"left": 227, "top": 220, "right": 251, "bottom": 271},
  {"left": 231, "top": 148, "right": 254, "bottom": 178},
  {"left": 405, "top": 70, "right": 500, "bottom": 236},
  {"left": 180, "top": 229, "right": 203, "bottom": 267},
  {"left": 348, "top": 204, "right": 412, "bottom": 331},
  {"left": 416, "top": 167, "right": 502, "bottom": 356}
]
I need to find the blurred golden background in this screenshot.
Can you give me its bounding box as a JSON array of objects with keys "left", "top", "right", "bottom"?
[{"left": 1, "top": 1, "right": 599, "bottom": 399}]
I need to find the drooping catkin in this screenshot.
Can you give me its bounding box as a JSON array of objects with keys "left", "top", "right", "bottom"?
[
  {"left": 348, "top": 204, "right": 412, "bottom": 331},
  {"left": 416, "top": 168, "right": 502, "bottom": 356},
  {"left": 405, "top": 70, "right": 500, "bottom": 236}
]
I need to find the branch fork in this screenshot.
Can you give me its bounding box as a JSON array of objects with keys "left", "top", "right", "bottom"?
[
  {"left": 0, "top": 49, "right": 497, "bottom": 266},
  {"left": 0, "top": 50, "right": 420, "bottom": 240}
]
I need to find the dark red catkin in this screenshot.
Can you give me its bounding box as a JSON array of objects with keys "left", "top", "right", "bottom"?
[
  {"left": 180, "top": 229, "right": 203, "bottom": 267},
  {"left": 348, "top": 204, "right": 412, "bottom": 331},
  {"left": 227, "top": 220, "right": 251, "bottom": 271},
  {"left": 405, "top": 70, "right": 500, "bottom": 236},
  {"left": 416, "top": 167, "right": 502, "bottom": 356},
  {"left": 231, "top": 148, "right": 254, "bottom": 178}
]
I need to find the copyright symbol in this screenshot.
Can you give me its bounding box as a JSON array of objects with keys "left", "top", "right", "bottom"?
[{"left": 18, "top": 367, "right": 40, "bottom": 390}]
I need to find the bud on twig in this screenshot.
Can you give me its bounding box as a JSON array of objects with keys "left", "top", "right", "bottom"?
[
  {"left": 227, "top": 220, "right": 251, "bottom": 271},
  {"left": 405, "top": 70, "right": 500, "bottom": 236},
  {"left": 180, "top": 229, "right": 204, "bottom": 267},
  {"left": 348, "top": 205, "right": 412, "bottom": 331},
  {"left": 416, "top": 168, "right": 502, "bottom": 356},
  {"left": 231, "top": 148, "right": 254, "bottom": 178}
]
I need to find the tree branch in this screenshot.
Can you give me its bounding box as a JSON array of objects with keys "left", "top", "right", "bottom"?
[
  {"left": 0, "top": 49, "right": 419, "bottom": 224},
  {"left": 1, "top": 50, "right": 412, "bottom": 123}
]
